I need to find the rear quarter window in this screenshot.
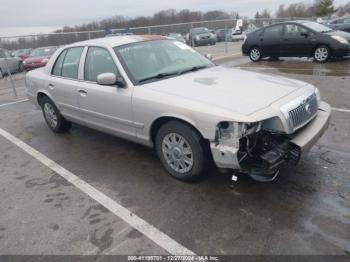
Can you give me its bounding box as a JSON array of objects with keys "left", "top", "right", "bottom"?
[{"left": 52, "top": 49, "right": 67, "bottom": 76}]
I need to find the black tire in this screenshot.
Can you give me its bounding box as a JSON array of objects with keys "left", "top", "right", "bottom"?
[
  {"left": 0, "top": 69, "right": 3, "bottom": 79},
  {"left": 40, "top": 96, "right": 71, "bottom": 133},
  {"left": 155, "top": 120, "right": 210, "bottom": 182},
  {"left": 249, "top": 47, "right": 262, "bottom": 62},
  {"left": 314, "top": 45, "right": 330, "bottom": 63}
]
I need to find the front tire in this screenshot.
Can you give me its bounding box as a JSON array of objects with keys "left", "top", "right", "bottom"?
[
  {"left": 40, "top": 97, "right": 71, "bottom": 133},
  {"left": 314, "top": 46, "right": 330, "bottom": 63},
  {"left": 0, "top": 69, "right": 3, "bottom": 79},
  {"left": 155, "top": 121, "right": 209, "bottom": 182},
  {"left": 249, "top": 47, "right": 262, "bottom": 62}
]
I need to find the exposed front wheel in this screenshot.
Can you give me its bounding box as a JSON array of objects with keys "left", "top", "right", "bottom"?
[
  {"left": 155, "top": 121, "right": 209, "bottom": 182},
  {"left": 314, "top": 46, "right": 330, "bottom": 63},
  {"left": 40, "top": 97, "right": 71, "bottom": 133},
  {"left": 249, "top": 47, "right": 262, "bottom": 62}
]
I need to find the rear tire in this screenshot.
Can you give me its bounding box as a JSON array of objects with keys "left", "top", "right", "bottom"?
[
  {"left": 314, "top": 45, "right": 330, "bottom": 63},
  {"left": 155, "top": 121, "right": 209, "bottom": 182},
  {"left": 40, "top": 97, "right": 71, "bottom": 133},
  {"left": 0, "top": 69, "right": 3, "bottom": 79},
  {"left": 249, "top": 47, "right": 262, "bottom": 62}
]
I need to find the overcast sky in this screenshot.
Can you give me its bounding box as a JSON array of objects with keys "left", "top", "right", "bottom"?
[{"left": 0, "top": 0, "right": 348, "bottom": 37}]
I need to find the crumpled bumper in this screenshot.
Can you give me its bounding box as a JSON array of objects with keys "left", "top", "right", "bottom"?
[{"left": 210, "top": 101, "right": 331, "bottom": 171}]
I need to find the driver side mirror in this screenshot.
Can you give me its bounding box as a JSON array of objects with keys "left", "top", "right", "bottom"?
[
  {"left": 300, "top": 32, "right": 309, "bottom": 38},
  {"left": 97, "top": 73, "right": 126, "bottom": 88}
]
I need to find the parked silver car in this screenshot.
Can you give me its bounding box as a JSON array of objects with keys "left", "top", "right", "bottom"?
[
  {"left": 25, "top": 35, "right": 331, "bottom": 182},
  {"left": 0, "top": 48, "right": 23, "bottom": 78}
]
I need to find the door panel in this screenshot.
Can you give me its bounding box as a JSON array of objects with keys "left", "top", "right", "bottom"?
[
  {"left": 77, "top": 82, "right": 135, "bottom": 136},
  {"left": 78, "top": 46, "right": 135, "bottom": 137},
  {"left": 281, "top": 24, "right": 315, "bottom": 56},
  {"left": 260, "top": 25, "right": 284, "bottom": 56},
  {"left": 49, "top": 77, "right": 81, "bottom": 120},
  {"left": 50, "top": 47, "right": 84, "bottom": 120}
]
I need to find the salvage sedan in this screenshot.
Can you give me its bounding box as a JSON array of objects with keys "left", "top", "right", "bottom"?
[{"left": 25, "top": 35, "right": 331, "bottom": 182}]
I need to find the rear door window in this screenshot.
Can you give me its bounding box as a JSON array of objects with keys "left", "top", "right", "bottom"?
[
  {"left": 52, "top": 49, "right": 67, "bottom": 76},
  {"left": 263, "top": 25, "right": 283, "bottom": 37},
  {"left": 61, "top": 47, "right": 84, "bottom": 79}
]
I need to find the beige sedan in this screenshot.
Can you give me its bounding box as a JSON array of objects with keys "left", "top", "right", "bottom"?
[{"left": 25, "top": 35, "right": 331, "bottom": 182}]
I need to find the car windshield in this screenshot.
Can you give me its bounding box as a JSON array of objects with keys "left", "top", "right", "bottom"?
[
  {"left": 301, "top": 21, "right": 334, "bottom": 33},
  {"left": 30, "top": 47, "right": 56, "bottom": 57},
  {"left": 115, "top": 40, "right": 214, "bottom": 84},
  {"left": 191, "top": 28, "right": 209, "bottom": 34}
]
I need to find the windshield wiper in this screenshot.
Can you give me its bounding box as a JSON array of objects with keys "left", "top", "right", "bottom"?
[
  {"left": 138, "top": 72, "right": 179, "bottom": 83},
  {"left": 138, "top": 65, "right": 210, "bottom": 83},
  {"left": 178, "top": 65, "right": 209, "bottom": 75}
]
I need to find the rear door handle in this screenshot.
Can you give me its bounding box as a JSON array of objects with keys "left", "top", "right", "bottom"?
[
  {"left": 48, "top": 83, "right": 54, "bottom": 89},
  {"left": 78, "top": 89, "right": 87, "bottom": 94}
]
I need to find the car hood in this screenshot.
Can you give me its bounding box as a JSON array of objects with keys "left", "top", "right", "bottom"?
[
  {"left": 326, "top": 30, "right": 350, "bottom": 41},
  {"left": 24, "top": 56, "right": 48, "bottom": 63},
  {"left": 143, "top": 66, "right": 310, "bottom": 116}
]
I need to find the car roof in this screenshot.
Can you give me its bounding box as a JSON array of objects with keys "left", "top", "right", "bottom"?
[
  {"left": 329, "top": 16, "right": 350, "bottom": 21},
  {"left": 68, "top": 35, "right": 167, "bottom": 48}
]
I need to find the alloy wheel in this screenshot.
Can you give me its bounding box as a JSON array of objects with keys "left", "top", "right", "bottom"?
[
  {"left": 162, "top": 133, "right": 194, "bottom": 174},
  {"left": 314, "top": 47, "right": 329, "bottom": 62},
  {"left": 250, "top": 48, "right": 261, "bottom": 61},
  {"left": 43, "top": 103, "right": 58, "bottom": 129}
]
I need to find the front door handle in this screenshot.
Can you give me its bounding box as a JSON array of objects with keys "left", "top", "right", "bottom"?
[{"left": 78, "top": 89, "right": 87, "bottom": 94}]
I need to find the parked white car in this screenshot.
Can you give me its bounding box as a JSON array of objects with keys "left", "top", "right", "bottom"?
[
  {"left": 0, "top": 48, "right": 23, "bottom": 78},
  {"left": 25, "top": 35, "right": 331, "bottom": 182}
]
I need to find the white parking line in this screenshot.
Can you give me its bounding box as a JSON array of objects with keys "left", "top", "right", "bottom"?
[
  {"left": 0, "top": 127, "right": 195, "bottom": 256},
  {"left": 332, "top": 107, "right": 350, "bottom": 113},
  {"left": 0, "top": 99, "right": 29, "bottom": 108}
]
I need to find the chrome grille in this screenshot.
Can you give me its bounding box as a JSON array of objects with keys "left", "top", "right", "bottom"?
[{"left": 288, "top": 93, "right": 318, "bottom": 132}]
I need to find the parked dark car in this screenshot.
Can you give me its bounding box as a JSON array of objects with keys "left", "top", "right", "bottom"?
[
  {"left": 23, "top": 46, "right": 57, "bottom": 71},
  {"left": 326, "top": 16, "right": 350, "bottom": 33},
  {"left": 242, "top": 21, "right": 350, "bottom": 63},
  {"left": 188, "top": 27, "right": 216, "bottom": 46}
]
